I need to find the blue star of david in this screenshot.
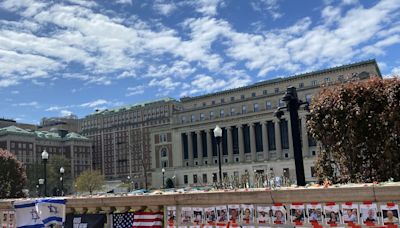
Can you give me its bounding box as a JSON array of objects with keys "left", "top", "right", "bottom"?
[
  {"left": 48, "top": 205, "right": 58, "bottom": 214},
  {"left": 31, "top": 209, "right": 40, "bottom": 222}
]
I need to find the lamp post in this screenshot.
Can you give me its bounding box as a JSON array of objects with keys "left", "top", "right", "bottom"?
[
  {"left": 41, "top": 150, "right": 49, "bottom": 196},
  {"left": 59, "top": 167, "right": 65, "bottom": 196},
  {"left": 161, "top": 168, "right": 165, "bottom": 189},
  {"left": 38, "top": 179, "right": 44, "bottom": 197},
  {"left": 127, "top": 176, "right": 131, "bottom": 192},
  {"left": 213, "top": 125, "right": 223, "bottom": 188},
  {"left": 274, "top": 86, "right": 308, "bottom": 186}
]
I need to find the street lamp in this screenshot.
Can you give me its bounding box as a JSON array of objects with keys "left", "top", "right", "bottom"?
[
  {"left": 213, "top": 125, "right": 223, "bottom": 188},
  {"left": 274, "top": 86, "right": 308, "bottom": 186},
  {"left": 41, "top": 150, "right": 49, "bottom": 196},
  {"left": 162, "top": 168, "right": 165, "bottom": 189},
  {"left": 127, "top": 176, "right": 131, "bottom": 192},
  {"left": 59, "top": 167, "right": 65, "bottom": 196},
  {"left": 38, "top": 179, "right": 44, "bottom": 197}
]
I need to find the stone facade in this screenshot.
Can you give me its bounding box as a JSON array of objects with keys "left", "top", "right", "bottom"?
[{"left": 150, "top": 60, "right": 381, "bottom": 188}]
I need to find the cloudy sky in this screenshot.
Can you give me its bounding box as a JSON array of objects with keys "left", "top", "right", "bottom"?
[{"left": 1, "top": 0, "right": 399, "bottom": 124}]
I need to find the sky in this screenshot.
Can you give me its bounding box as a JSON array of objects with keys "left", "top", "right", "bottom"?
[{"left": 0, "top": 0, "right": 399, "bottom": 124}]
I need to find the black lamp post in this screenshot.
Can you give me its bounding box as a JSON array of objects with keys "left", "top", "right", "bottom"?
[
  {"left": 274, "top": 86, "right": 308, "bottom": 186},
  {"left": 213, "top": 125, "right": 223, "bottom": 188},
  {"left": 162, "top": 168, "right": 165, "bottom": 189},
  {"left": 59, "top": 167, "right": 65, "bottom": 196},
  {"left": 38, "top": 178, "right": 44, "bottom": 197},
  {"left": 41, "top": 150, "right": 49, "bottom": 196}
]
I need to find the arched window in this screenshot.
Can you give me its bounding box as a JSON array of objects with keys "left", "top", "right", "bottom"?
[{"left": 161, "top": 147, "right": 168, "bottom": 157}]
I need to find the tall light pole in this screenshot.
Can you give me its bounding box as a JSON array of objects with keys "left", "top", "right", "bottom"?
[
  {"left": 213, "top": 125, "right": 223, "bottom": 188},
  {"left": 59, "top": 167, "right": 65, "bottom": 196},
  {"left": 38, "top": 179, "right": 44, "bottom": 197},
  {"left": 127, "top": 176, "right": 131, "bottom": 192},
  {"left": 41, "top": 150, "right": 49, "bottom": 196},
  {"left": 274, "top": 86, "right": 308, "bottom": 186},
  {"left": 162, "top": 168, "right": 165, "bottom": 189}
]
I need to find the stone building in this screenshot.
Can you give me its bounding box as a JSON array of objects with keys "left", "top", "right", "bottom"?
[
  {"left": 0, "top": 126, "right": 92, "bottom": 179},
  {"left": 38, "top": 115, "right": 80, "bottom": 133},
  {"left": 79, "top": 98, "right": 180, "bottom": 188},
  {"left": 150, "top": 60, "right": 381, "bottom": 188}
]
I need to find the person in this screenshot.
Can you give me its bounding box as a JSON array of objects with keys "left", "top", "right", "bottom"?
[
  {"left": 365, "top": 209, "right": 376, "bottom": 222},
  {"left": 229, "top": 208, "right": 239, "bottom": 223},
  {"left": 193, "top": 211, "right": 202, "bottom": 224},
  {"left": 258, "top": 211, "right": 267, "bottom": 224},
  {"left": 218, "top": 209, "right": 227, "bottom": 222},
  {"left": 384, "top": 210, "right": 399, "bottom": 224},
  {"left": 328, "top": 211, "right": 338, "bottom": 224},
  {"left": 343, "top": 209, "right": 357, "bottom": 223},
  {"left": 293, "top": 209, "right": 304, "bottom": 222},
  {"left": 309, "top": 209, "right": 321, "bottom": 222},
  {"left": 242, "top": 208, "right": 251, "bottom": 223},
  {"left": 207, "top": 210, "right": 216, "bottom": 223},
  {"left": 274, "top": 210, "right": 285, "bottom": 223},
  {"left": 167, "top": 211, "right": 175, "bottom": 224}
]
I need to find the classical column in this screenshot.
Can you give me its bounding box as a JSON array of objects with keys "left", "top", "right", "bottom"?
[
  {"left": 238, "top": 124, "right": 245, "bottom": 162},
  {"left": 188, "top": 132, "right": 194, "bottom": 166},
  {"left": 262, "top": 122, "right": 269, "bottom": 161},
  {"left": 275, "top": 121, "right": 282, "bottom": 159},
  {"left": 301, "top": 116, "right": 310, "bottom": 157},
  {"left": 250, "top": 123, "right": 257, "bottom": 161},
  {"left": 206, "top": 129, "right": 213, "bottom": 165},
  {"left": 227, "top": 127, "right": 233, "bottom": 163},
  {"left": 197, "top": 131, "right": 203, "bottom": 165}
]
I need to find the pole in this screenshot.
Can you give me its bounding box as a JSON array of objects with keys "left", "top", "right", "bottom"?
[
  {"left": 44, "top": 160, "right": 47, "bottom": 197},
  {"left": 286, "top": 87, "right": 306, "bottom": 186},
  {"left": 61, "top": 177, "right": 64, "bottom": 196},
  {"left": 162, "top": 173, "right": 165, "bottom": 189},
  {"left": 216, "top": 136, "right": 222, "bottom": 188}
]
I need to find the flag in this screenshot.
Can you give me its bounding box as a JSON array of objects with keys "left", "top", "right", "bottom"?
[
  {"left": 133, "top": 212, "right": 163, "bottom": 228},
  {"left": 112, "top": 212, "right": 134, "bottom": 228},
  {"left": 14, "top": 198, "right": 65, "bottom": 228}
]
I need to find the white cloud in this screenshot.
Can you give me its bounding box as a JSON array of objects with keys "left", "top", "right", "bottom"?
[
  {"left": 116, "top": 0, "right": 133, "bottom": 5},
  {"left": 80, "top": 99, "right": 109, "bottom": 108},
  {"left": 251, "top": 0, "right": 283, "bottom": 20},
  {"left": 146, "top": 60, "right": 195, "bottom": 78},
  {"left": 11, "top": 90, "right": 19, "bottom": 94},
  {"left": 149, "top": 77, "right": 181, "bottom": 91},
  {"left": 392, "top": 67, "right": 400, "bottom": 76},
  {"left": 126, "top": 85, "right": 146, "bottom": 96},
  {"left": 188, "top": 0, "right": 223, "bottom": 16},
  {"left": 60, "top": 110, "right": 73, "bottom": 116},
  {"left": 154, "top": 2, "right": 177, "bottom": 16},
  {"left": 13, "top": 101, "right": 39, "bottom": 107}
]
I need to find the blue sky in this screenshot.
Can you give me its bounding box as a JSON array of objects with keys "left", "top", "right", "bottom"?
[{"left": 0, "top": 0, "right": 399, "bottom": 124}]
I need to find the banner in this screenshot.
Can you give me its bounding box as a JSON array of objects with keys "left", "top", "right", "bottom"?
[
  {"left": 112, "top": 212, "right": 134, "bottom": 228},
  {"left": 65, "top": 214, "right": 106, "bottom": 228},
  {"left": 14, "top": 198, "right": 65, "bottom": 228}
]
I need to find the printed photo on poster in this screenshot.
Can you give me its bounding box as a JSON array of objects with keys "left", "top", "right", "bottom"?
[
  {"left": 290, "top": 203, "right": 305, "bottom": 224},
  {"left": 216, "top": 206, "right": 228, "bottom": 223},
  {"left": 241, "top": 205, "right": 254, "bottom": 224},
  {"left": 341, "top": 203, "right": 359, "bottom": 224},
  {"left": 360, "top": 203, "right": 378, "bottom": 225},
  {"left": 181, "top": 207, "right": 192, "bottom": 225},
  {"left": 192, "top": 207, "right": 203, "bottom": 225},
  {"left": 324, "top": 203, "right": 340, "bottom": 225},
  {"left": 256, "top": 206, "right": 270, "bottom": 224},
  {"left": 307, "top": 203, "right": 323, "bottom": 224},
  {"left": 2, "top": 212, "right": 6, "bottom": 223},
  {"left": 271, "top": 204, "right": 286, "bottom": 224},
  {"left": 205, "top": 207, "right": 216, "bottom": 224},
  {"left": 167, "top": 206, "right": 177, "bottom": 225},
  {"left": 228, "top": 205, "right": 240, "bottom": 223},
  {"left": 381, "top": 204, "right": 399, "bottom": 224}
]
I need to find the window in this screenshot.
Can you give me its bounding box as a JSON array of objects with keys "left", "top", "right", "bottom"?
[
  {"left": 203, "top": 102, "right": 206, "bottom": 107},
  {"left": 267, "top": 121, "right": 276, "bottom": 150},
  {"left": 311, "top": 80, "right": 318, "bottom": 86},
  {"left": 200, "top": 113, "right": 205, "bottom": 120},
  {"left": 181, "top": 116, "right": 186, "bottom": 123},
  {"left": 221, "top": 98, "right": 225, "bottom": 103},
  {"left": 274, "top": 88, "right": 279, "bottom": 93},
  {"left": 230, "top": 107, "right": 235, "bottom": 116},
  {"left": 193, "top": 174, "right": 198, "bottom": 184},
  {"left": 161, "top": 148, "right": 167, "bottom": 157},
  {"left": 253, "top": 103, "right": 259, "bottom": 112},
  {"left": 299, "top": 82, "right": 304, "bottom": 88},
  {"left": 280, "top": 119, "right": 289, "bottom": 149},
  {"left": 230, "top": 96, "right": 235, "bottom": 101},
  {"left": 263, "top": 90, "right": 268, "bottom": 95},
  {"left": 278, "top": 100, "right": 285, "bottom": 107},
  {"left": 193, "top": 103, "right": 197, "bottom": 108},
  {"left": 212, "top": 173, "right": 218, "bottom": 182},
  {"left": 305, "top": 94, "right": 313, "bottom": 103},
  {"left": 220, "top": 109, "right": 224, "bottom": 117},
  {"left": 242, "top": 105, "right": 247, "bottom": 114},
  {"left": 311, "top": 166, "right": 316, "bottom": 177},
  {"left": 191, "top": 114, "right": 196, "bottom": 122},
  {"left": 210, "top": 111, "right": 214, "bottom": 119},
  {"left": 241, "top": 94, "right": 245, "bottom": 100},
  {"left": 325, "top": 77, "right": 331, "bottom": 83},
  {"left": 162, "top": 161, "right": 167, "bottom": 168},
  {"left": 283, "top": 168, "right": 290, "bottom": 178},
  {"left": 266, "top": 101, "right": 272, "bottom": 110},
  {"left": 308, "top": 135, "right": 317, "bottom": 147},
  {"left": 252, "top": 92, "right": 256, "bottom": 97},
  {"left": 159, "top": 133, "right": 167, "bottom": 143},
  {"left": 202, "top": 174, "right": 207, "bottom": 183},
  {"left": 184, "top": 175, "right": 188, "bottom": 184},
  {"left": 212, "top": 100, "right": 215, "bottom": 105}
]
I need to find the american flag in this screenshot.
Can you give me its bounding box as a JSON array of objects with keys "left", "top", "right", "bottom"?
[
  {"left": 112, "top": 212, "right": 134, "bottom": 228},
  {"left": 133, "top": 211, "right": 163, "bottom": 228}
]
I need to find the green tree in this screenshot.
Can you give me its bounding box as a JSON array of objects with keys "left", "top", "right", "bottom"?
[
  {"left": 0, "top": 149, "right": 27, "bottom": 198},
  {"left": 75, "top": 170, "right": 104, "bottom": 195},
  {"left": 165, "top": 178, "right": 174, "bottom": 188},
  {"left": 307, "top": 77, "right": 400, "bottom": 183}
]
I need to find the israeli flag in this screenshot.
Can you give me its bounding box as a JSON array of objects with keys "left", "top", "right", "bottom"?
[{"left": 14, "top": 198, "right": 66, "bottom": 228}]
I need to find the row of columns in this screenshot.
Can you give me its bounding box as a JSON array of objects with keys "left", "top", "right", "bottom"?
[{"left": 183, "top": 117, "right": 311, "bottom": 166}]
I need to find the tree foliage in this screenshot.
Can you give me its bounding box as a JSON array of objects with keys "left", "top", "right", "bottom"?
[
  {"left": 74, "top": 170, "right": 104, "bottom": 195},
  {"left": 307, "top": 77, "right": 400, "bottom": 183},
  {"left": 165, "top": 178, "right": 174, "bottom": 189},
  {"left": 0, "top": 149, "right": 27, "bottom": 198}
]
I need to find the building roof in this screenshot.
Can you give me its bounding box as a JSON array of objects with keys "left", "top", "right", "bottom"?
[
  {"left": 0, "top": 125, "right": 90, "bottom": 141},
  {"left": 180, "top": 59, "right": 381, "bottom": 102},
  {"left": 86, "top": 97, "right": 177, "bottom": 117}
]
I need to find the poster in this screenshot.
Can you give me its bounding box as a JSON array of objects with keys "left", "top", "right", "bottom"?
[
  {"left": 241, "top": 205, "right": 254, "bottom": 224},
  {"left": 167, "top": 206, "right": 177, "bottom": 226},
  {"left": 228, "top": 205, "right": 240, "bottom": 224},
  {"left": 324, "top": 203, "right": 340, "bottom": 225},
  {"left": 271, "top": 204, "right": 286, "bottom": 224},
  {"left": 205, "top": 207, "right": 216, "bottom": 225},
  {"left": 341, "top": 202, "right": 359, "bottom": 224},
  {"left": 256, "top": 206, "right": 270, "bottom": 225},
  {"left": 192, "top": 207, "right": 203, "bottom": 225},
  {"left": 306, "top": 203, "right": 323, "bottom": 224},
  {"left": 360, "top": 202, "right": 378, "bottom": 225},
  {"left": 381, "top": 203, "right": 399, "bottom": 225},
  {"left": 290, "top": 203, "right": 305, "bottom": 225},
  {"left": 215, "top": 206, "right": 228, "bottom": 224},
  {"left": 181, "top": 207, "right": 192, "bottom": 225}
]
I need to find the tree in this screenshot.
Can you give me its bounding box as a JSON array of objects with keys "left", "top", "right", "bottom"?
[
  {"left": 165, "top": 178, "right": 174, "bottom": 189},
  {"left": 75, "top": 170, "right": 104, "bottom": 195},
  {"left": 307, "top": 77, "right": 400, "bottom": 183},
  {"left": 0, "top": 149, "right": 27, "bottom": 198}
]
